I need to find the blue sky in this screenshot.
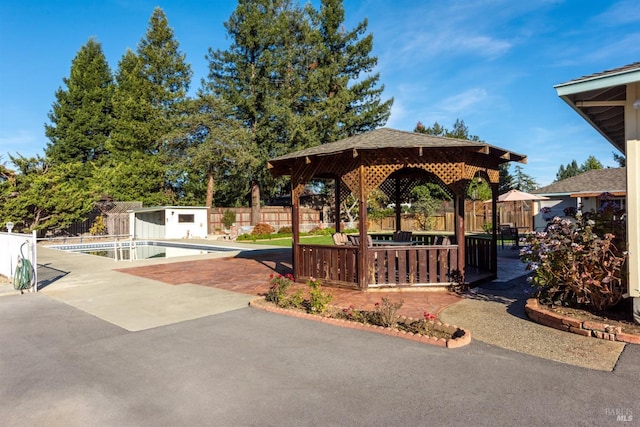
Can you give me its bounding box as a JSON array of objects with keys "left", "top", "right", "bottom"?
[{"left": 1, "top": 0, "right": 639, "bottom": 186}]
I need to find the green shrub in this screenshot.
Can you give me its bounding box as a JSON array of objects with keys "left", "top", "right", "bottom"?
[
  {"left": 221, "top": 210, "right": 236, "bottom": 230},
  {"left": 372, "top": 297, "right": 403, "bottom": 328},
  {"left": 89, "top": 216, "right": 107, "bottom": 236},
  {"left": 252, "top": 223, "right": 274, "bottom": 235},
  {"left": 277, "top": 226, "right": 293, "bottom": 235},
  {"left": 482, "top": 221, "right": 492, "bottom": 233},
  {"left": 266, "top": 273, "right": 295, "bottom": 308},
  {"left": 307, "top": 277, "right": 333, "bottom": 314},
  {"left": 520, "top": 211, "right": 627, "bottom": 311}
]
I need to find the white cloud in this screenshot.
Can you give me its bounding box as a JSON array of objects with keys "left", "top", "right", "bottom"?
[
  {"left": 596, "top": 0, "right": 640, "bottom": 26},
  {"left": 439, "top": 88, "right": 490, "bottom": 114}
]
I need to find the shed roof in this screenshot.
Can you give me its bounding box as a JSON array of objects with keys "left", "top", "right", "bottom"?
[
  {"left": 129, "top": 206, "right": 208, "bottom": 213},
  {"left": 268, "top": 127, "right": 526, "bottom": 175},
  {"left": 532, "top": 167, "right": 626, "bottom": 196}
]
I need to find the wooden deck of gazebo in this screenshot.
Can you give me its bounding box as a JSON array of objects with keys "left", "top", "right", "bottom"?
[{"left": 268, "top": 128, "right": 526, "bottom": 290}]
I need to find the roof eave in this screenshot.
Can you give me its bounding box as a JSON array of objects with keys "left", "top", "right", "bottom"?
[
  {"left": 557, "top": 95, "right": 619, "bottom": 148},
  {"left": 554, "top": 68, "right": 640, "bottom": 95}
]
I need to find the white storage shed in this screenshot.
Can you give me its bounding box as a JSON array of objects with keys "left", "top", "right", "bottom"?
[{"left": 129, "top": 206, "right": 208, "bottom": 239}]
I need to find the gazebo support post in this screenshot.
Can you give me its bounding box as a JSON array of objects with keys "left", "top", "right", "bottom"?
[
  {"left": 291, "top": 179, "right": 302, "bottom": 280},
  {"left": 358, "top": 165, "right": 368, "bottom": 289},
  {"left": 491, "top": 184, "right": 498, "bottom": 274},
  {"left": 455, "top": 193, "right": 466, "bottom": 277},
  {"left": 334, "top": 177, "right": 341, "bottom": 232},
  {"left": 395, "top": 177, "right": 401, "bottom": 231}
]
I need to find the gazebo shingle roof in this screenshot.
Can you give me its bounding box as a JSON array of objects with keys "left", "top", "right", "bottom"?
[
  {"left": 532, "top": 168, "right": 626, "bottom": 195},
  {"left": 268, "top": 127, "right": 526, "bottom": 164}
]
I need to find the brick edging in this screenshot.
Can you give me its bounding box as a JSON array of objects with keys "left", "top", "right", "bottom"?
[
  {"left": 525, "top": 298, "right": 640, "bottom": 345},
  {"left": 249, "top": 299, "right": 471, "bottom": 348}
]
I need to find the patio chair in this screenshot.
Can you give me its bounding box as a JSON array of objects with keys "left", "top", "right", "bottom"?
[
  {"left": 347, "top": 234, "right": 373, "bottom": 246},
  {"left": 392, "top": 230, "right": 412, "bottom": 242},
  {"left": 499, "top": 224, "right": 519, "bottom": 249},
  {"left": 332, "top": 232, "right": 350, "bottom": 246}
]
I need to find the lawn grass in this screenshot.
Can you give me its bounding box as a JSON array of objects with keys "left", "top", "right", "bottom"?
[{"left": 241, "top": 235, "right": 334, "bottom": 247}]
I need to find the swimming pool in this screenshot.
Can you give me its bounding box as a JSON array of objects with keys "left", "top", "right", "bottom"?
[{"left": 48, "top": 240, "right": 240, "bottom": 260}]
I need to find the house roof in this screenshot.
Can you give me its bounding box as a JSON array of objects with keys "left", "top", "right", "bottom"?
[
  {"left": 129, "top": 206, "right": 208, "bottom": 213},
  {"left": 268, "top": 127, "right": 526, "bottom": 175},
  {"left": 554, "top": 62, "right": 640, "bottom": 152},
  {"left": 532, "top": 167, "right": 626, "bottom": 196}
]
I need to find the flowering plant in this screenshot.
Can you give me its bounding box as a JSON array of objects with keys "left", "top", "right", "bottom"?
[
  {"left": 520, "top": 213, "right": 626, "bottom": 310},
  {"left": 308, "top": 277, "right": 332, "bottom": 313},
  {"left": 266, "top": 273, "right": 295, "bottom": 307},
  {"left": 540, "top": 207, "right": 552, "bottom": 214},
  {"left": 423, "top": 312, "right": 436, "bottom": 320},
  {"left": 563, "top": 206, "right": 577, "bottom": 217}
]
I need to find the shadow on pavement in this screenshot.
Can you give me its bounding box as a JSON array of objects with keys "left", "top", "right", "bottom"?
[
  {"left": 37, "top": 263, "right": 69, "bottom": 290},
  {"left": 465, "top": 275, "right": 535, "bottom": 321}
]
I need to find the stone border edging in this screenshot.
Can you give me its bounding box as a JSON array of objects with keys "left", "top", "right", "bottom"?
[
  {"left": 249, "top": 298, "right": 471, "bottom": 348},
  {"left": 525, "top": 298, "right": 640, "bottom": 345}
]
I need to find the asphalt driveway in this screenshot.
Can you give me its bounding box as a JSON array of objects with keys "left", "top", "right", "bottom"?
[{"left": 1, "top": 293, "right": 638, "bottom": 426}]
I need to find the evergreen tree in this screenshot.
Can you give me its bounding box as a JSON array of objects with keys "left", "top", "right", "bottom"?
[
  {"left": 112, "top": 7, "right": 192, "bottom": 157},
  {"left": 110, "top": 49, "right": 158, "bottom": 155},
  {"left": 167, "top": 93, "right": 258, "bottom": 207},
  {"left": 555, "top": 156, "right": 603, "bottom": 182},
  {"left": 513, "top": 164, "right": 538, "bottom": 192},
  {"left": 498, "top": 163, "right": 514, "bottom": 194},
  {"left": 581, "top": 155, "right": 603, "bottom": 171},
  {"left": 206, "top": 0, "right": 311, "bottom": 202},
  {"left": 45, "top": 38, "right": 114, "bottom": 164},
  {"left": 109, "top": 7, "right": 192, "bottom": 202},
  {"left": 137, "top": 7, "right": 192, "bottom": 119},
  {"left": 613, "top": 151, "right": 626, "bottom": 167},
  {"left": 206, "top": 0, "right": 392, "bottom": 202},
  {"left": 0, "top": 155, "right": 95, "bottom": 234},
  {"left": 413, "top": 118, "right": 478, "bottom": 140},
  {"left": 311, "top": 0, "right": 392, "bottom": 143}
]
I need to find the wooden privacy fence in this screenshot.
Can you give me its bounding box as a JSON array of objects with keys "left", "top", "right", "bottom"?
[{"left": 208, "top": 206, "right": 321, "bottom": 233}]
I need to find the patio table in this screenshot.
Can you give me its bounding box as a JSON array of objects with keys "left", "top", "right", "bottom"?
[{"left": 371, "top": 240, "right": 417, "bottom": 246}]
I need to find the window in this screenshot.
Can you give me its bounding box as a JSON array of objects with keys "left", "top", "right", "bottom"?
[{"left": 178, "top": 214, "right": 195, "bottom": 223}]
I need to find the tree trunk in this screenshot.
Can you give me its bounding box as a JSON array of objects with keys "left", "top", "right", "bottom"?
[
  {"left": 205, "top": 173, "right": 214, "bottom": 208},
  {"left": 250, "top": 180, "right": 261, "bottom": 226}
]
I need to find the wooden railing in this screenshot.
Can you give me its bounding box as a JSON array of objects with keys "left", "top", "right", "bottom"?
[
  {"left": 295, "top": 242, "right": 460, "bottom": 288},
  {"left": 295, "top": 244, "right": 360, "bottom": 289},
  {"left": 465, "top": 235, "right": 493, "bottom": 272},
  {"left": 294, "top": 234, "right": 493, "bottom": 289},
  {"left": 367, "top": 244, "right": 458, "bottom": 286}
]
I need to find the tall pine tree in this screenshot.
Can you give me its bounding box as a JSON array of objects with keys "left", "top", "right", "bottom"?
[
  {"left": 310, "top": 0, "right": 393, "bottom": 143},
  {"left": 45, "top": 38, "right": 114, "bottom": 165},
  {"left": 206, "top": 0, "right": 392, "bottom": 203},
  {"left": 106, "top": 7, "right": 192, "bottom": 203}
]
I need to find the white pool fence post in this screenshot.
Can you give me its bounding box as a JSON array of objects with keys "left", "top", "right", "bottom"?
[{"left": 31, "top": 230, "right": 38, "bottom": 292}]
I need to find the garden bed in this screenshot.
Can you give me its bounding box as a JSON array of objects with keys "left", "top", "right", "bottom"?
[
  {"left": 525, "top": 299, "right": 640, "bottom": 344},
  {"left": 250, "top": 298, "right": 471, "bottom": 348}
]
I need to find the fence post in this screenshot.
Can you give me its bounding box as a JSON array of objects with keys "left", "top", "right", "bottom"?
[{"left": 31, "top": 230, "right": 38, "bottom": 292}]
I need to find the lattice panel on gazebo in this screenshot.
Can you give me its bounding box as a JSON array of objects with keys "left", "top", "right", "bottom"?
[
  {"left": 339, "top": 181, "right": 352, "bottom": 205},
  {"left": 378, "top": 170, "right": 455, "bottom": 202}
]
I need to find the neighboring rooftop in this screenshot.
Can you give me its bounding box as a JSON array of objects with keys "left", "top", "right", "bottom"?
[{"left": 532, "top": 167, "right": 626, "bottom": 196}]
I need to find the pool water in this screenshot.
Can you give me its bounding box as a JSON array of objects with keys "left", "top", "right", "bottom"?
[{"left": 49, "top": 241, "right": 238, "bottom": 260}]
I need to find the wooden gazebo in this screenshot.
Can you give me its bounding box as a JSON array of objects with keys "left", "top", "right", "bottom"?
[{"left": 268, "top": 128, "right": 526, "bottom": 290}]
